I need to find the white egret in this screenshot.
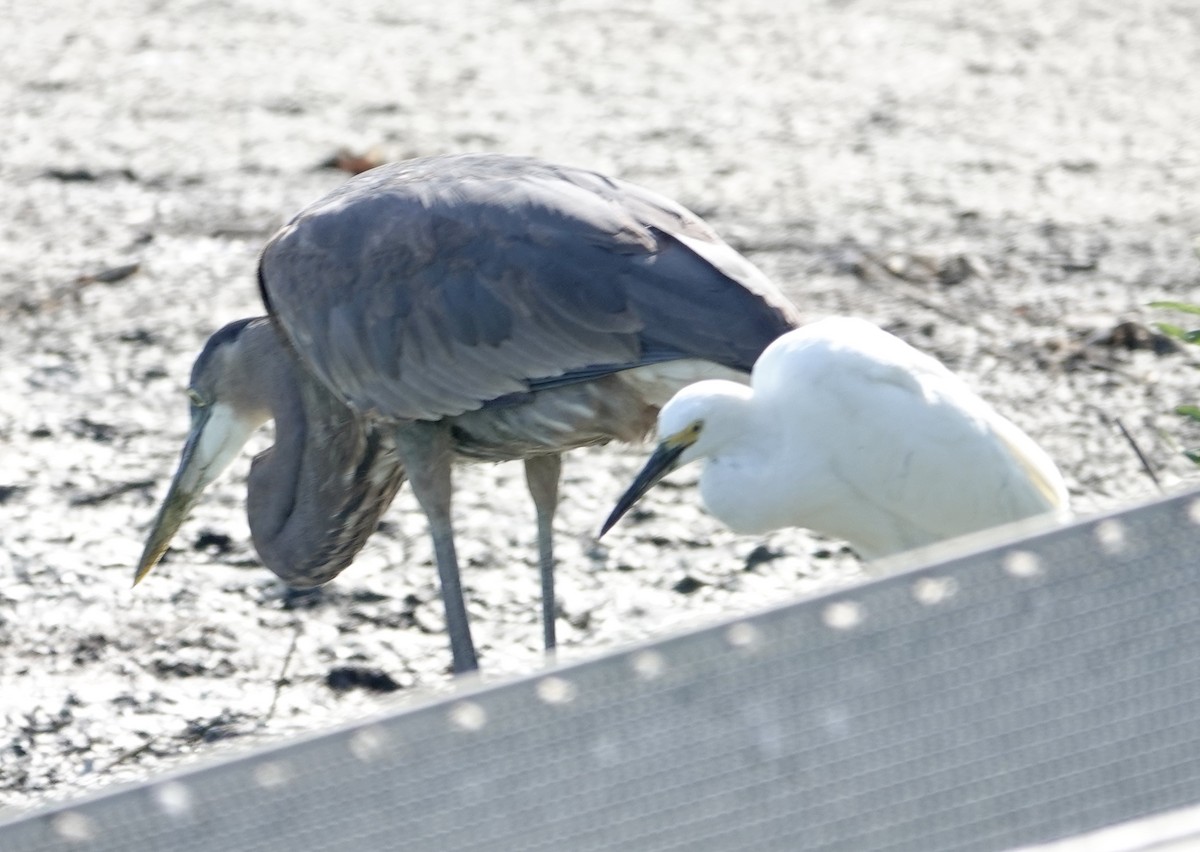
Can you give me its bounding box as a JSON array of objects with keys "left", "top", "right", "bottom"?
[{"left": 602, "top": 316, "right": 1069, "bottom": 560}]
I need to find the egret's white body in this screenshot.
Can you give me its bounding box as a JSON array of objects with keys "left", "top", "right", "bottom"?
[{"left": 605, "top": 317, "right": 1069, "bottom": 560}]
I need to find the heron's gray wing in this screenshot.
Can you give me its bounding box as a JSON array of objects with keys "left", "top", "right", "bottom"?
[{"left": 260, "top": 153, "right": 800, "bottom": 421}]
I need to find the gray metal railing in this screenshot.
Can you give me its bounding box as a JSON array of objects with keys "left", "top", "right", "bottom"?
[{"left": 4, "top": 488, "right": 1200, "bottom": 851}]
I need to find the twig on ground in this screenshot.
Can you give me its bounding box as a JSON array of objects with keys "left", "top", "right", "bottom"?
[
  {"left": 101, "top": 738, "right": 158, "bottom": 773},
  {"left": 262, "top": 622, "right": 301, "bottom": 727},
  {"left": 1114, "top": 416, "right": 1163, "bottom": 493}
]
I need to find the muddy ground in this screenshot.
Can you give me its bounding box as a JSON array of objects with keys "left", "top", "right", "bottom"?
[{"left": 1, "top": 0, "right": 1197, "bottom": 818}]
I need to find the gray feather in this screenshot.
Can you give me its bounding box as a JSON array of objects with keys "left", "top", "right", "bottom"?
[{"left": 259, "top": 152, "right": 800, "bottom": 422}]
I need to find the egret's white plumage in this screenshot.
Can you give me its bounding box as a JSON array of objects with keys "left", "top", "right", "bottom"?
[{"left": 603, "top": 316, "right": 1069, "bottom": 560}]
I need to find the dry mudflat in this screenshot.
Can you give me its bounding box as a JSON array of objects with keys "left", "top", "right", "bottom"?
[{"left": 1, "top": 0, "right": 1197, "bottom": 816}]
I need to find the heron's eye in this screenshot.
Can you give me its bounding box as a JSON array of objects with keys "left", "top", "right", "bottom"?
[
  {"left": 688, "top": 420, "right": 704, "bottom": 438},
  {"left": 186, "top": 388, "right": 207, "bottom": 408}
]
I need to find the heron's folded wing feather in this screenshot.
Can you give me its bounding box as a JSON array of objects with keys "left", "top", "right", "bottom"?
[{"left": 259, "top": 154, "right": 800, "bottom": 421}]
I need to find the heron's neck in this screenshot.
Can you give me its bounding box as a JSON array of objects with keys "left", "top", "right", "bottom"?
[
  {"left": 239, "top": 322, "right": 406, "bottom": 588},
  {"left": 230, "top": 320, "right": 310, "bottom": 541}
]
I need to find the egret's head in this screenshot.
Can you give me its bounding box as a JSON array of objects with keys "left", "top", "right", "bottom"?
[
  {"left": 133, "top": 319, "right": 275, "bottom": 586},
  {"left": 600, "top": 379, "right": 749, "bottom": 537}
]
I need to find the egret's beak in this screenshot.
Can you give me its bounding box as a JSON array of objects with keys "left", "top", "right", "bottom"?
[
  {"left": 600, "top": 431, "right": 695, "bottom": 537},
  {"left": 134, "top": 403, "right": 255, "bottom": 586}
]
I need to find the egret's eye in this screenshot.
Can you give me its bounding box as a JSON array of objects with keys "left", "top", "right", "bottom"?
[
  {"left": 186, "top": 388, "right": 207, "bottom": 408},
  {"left": 689, "top": 420, "right": 704, "bottom": 437}
]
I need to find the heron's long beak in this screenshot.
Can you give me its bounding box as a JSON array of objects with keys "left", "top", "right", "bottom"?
[
  {"left": 134, "top": 403, "right": 256, "bottom": 586},
  {"left": 599, "top": 433, "right": 693, "bottom": 538}
]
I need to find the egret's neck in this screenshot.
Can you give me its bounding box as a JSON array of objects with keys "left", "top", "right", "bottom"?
[
  {"left": 679, "top": 383, "right": 791, "bottom": 535},
  {"left": 675, "top": 382, "right": 761, "bottom": 468}
]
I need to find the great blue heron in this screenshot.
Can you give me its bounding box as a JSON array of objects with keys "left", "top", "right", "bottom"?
[
  {"left": 136, "top": 152, "right": 801, "bottom": 674},
  {"left": 603, "top": 316, "right": 1069, "bottom": 558}
]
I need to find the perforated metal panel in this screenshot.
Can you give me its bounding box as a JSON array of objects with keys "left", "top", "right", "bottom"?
[
  {"left": 1017, "top": 801, "right": 1200, "bottom": 851},
  {"left": 5, "top": 488, "right": 1200, "bottom": 851}
]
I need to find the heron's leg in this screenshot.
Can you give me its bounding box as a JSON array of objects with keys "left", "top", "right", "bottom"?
[
  {"left": 524, "top": 453, "right": 562, "bottom": 654},
  {"left": 392, "top": 422, "right": 478, "bottom": 674}
]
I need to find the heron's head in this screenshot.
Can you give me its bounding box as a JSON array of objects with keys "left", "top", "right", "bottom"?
[
  {"left": 599, "top": 380, "right": 750, "bottom": 537},
  {"left": 134, "top": 318, "right": 276, "bottom": 585}
]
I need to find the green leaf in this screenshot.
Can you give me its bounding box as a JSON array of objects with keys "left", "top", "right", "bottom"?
[
  {"left": 1185, "top": 448, "right": 1200, "bottom": 465},
  {"left": 1155, "top": 322, "right": 1200, "bottom": 345},
  {"left": 1150, "top": 300, "right": 1200, "bottom": 316},
  {"left": 1178, "top": 404, "right": 1200, "bottom": 422}
]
